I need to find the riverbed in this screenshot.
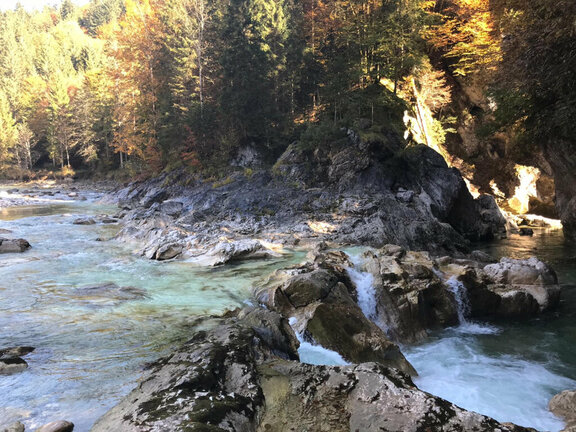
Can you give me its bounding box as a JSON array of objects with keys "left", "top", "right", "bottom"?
[
  {"left": 1, "top": 196, "right": 575, "bottom": 431},
  {"left": 0, "top": 198, "right": 305, "bottom": 431}
]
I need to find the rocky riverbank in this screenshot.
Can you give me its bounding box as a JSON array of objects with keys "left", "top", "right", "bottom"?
[
  {"left": 85, "top": 131, "right": 571, "bottom": 431},
  {"left": 108, "top": 134, "right": 507, "bottom": 264},
  {"left": 90, "top": 244, "right": 562, "bottom": 431}
]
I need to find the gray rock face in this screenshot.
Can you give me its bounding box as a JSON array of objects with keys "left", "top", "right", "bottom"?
[
  {"left": 91, "top": 309, "right": 294, "bottom": 432},
  {"left": 92, "top": 310, "right": 534, "bottom": 432},
  {"left": 362, "top": 248, "right": 458, "bottom": 343},
  {"left": 0, "top": 238, "right": 31, "bottom": 253},
  {"left": 549, "top": 390, "right": 576, "bottom": 432},
  {"left": 110, "top": 136, "right": 507, "bottom": 260},
  {"left": 543, "top": 139, "right": 576, "bottom": 242}
]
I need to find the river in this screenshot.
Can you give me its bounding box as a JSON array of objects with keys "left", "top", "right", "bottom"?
[
  {"left": 1, "top": 197, "right": 575, "bottom": 431},
  {"left": 0, "top": 198, "right": 305, "bottom": 431}
]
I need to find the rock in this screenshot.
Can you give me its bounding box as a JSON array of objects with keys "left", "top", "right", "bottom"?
[
  {"left": 68, "top": 192, "right": 78, "bottom": 197},
  {"left": 259, "top": 361, "right": 533, "bottom": 432},
  {"left": 519, "top": 227, "right": 534, "bottom": 236},
  {"left": 0, "top": 238, "right": 31, "bottom": 253},
  {"left": 2, "top": 422, "right": 25, "bottom": 432},
  {"left": 91, "top": 311, "right": 289, "bottom": 432},
  {"left": 395, "top": 188, "right": 414, "bottom": 203},
  {"left": 154, "top": 243, "right": 183, "bottom": 260},
  {"left": 35, "top": 421, "right": 74, "bottom": 432},
  {"left": 484, "top": 257, "right": 558, "bottom": 286},
  {"left": 93, "top": 311, "right": 533, "bottom": 432},
  {"left": 363, "top": 247, "right": 458, "bottom": 343},
  {"left": 159, "top": 201, "right": 184, "bottom": 218},
  {"left": 201, "top": 239, "right": 277, "bottom": 266},
  {"left": 0, "top": 228, "right": 13, "bottom": 234},
  {"left": 72, "top": 218, "right": 96, "bottom": 225},
  {"left": 0, "top": 347, "right": 34, "bottom": 358},
  {"left": 305, "top": 302, "right": 417, "bottom": 375},
  {"left": 549, "top": 390, "right": 576, "bottom": 432},
  {"left": 0, "top": 357, "right": 28, "bottom": 375},
  {"left": 256, "top": 251, "right": 416, "bottom": 375}
]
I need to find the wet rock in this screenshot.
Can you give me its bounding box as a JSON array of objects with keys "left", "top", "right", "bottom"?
[
  {"left": 91, "top": 311, "right": 287, "bottom": 432},
  {"left": 72, "top": 218, "right": 96, "bottom": 225},
  {"left": 519, "top": 227, "right": 534, "bottom": 236},
  {"left": 2, "top": 422, "right": 25, "bottom": 432},
  {"left": 259, "top": 361, "right": 533, "bottom": 432},
  {"left": 305, "top": 303, "right": 417, "bottom": 375},
  {"left": 256, "top": 251, "right": 416, "bottom": 375},
  {"left": 35, "top": 421, "right": 74, "bottom": 432},
  {"left": 0, "top": 238, "right": 31, "bottom": 253},
  {"left": 0, "top": 357, "right": 28, "bottom": 375},
  {"left": 549, "top": 390, "right": 576, "bottom": 432},
  {"left": 201, "top": 239, "right": 278, "bottom": 266},
  {"left": 362, "top": 247, "right": 458, "bottom": 343},
  {"left": 93, "top": 312, "right": 533, "bottom": 432},
  {"left": 0, "top": 228, "right": 13, "bottom": 234},
  {"left": 0, "top": 347, "right": 34, "bottom": 358}
]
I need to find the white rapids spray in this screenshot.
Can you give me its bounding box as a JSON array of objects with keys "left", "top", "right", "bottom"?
[
  {"left": 288, "top": 317, "right": 348, "bottom": 366},
  {"left": 445, "top": 276, "right": 499, "bottom": 335},
  {"left": 346, "top": 255, "right": 378, "bottom": 322}
]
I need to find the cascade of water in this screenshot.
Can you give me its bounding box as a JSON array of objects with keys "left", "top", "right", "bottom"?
[
  {"left": 446, "top": 276, "right": 471, "bottom": 324},
  {"left": 346, "top": 257, "right": 378, "bottom": 322},
  {"left": 288, "top": 317, "right": 348, "bottom": 366}
]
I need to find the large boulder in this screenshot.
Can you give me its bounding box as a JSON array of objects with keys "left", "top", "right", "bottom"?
[
  {"left": 0, "top": 238, "right": 31, "bottom": 253},
  {"left": 93, "top": 310, "right": 534, "bottom": 432},
  {"left": 549, "top": 390, "right": 576, "bottom": 432},
  {"left": 362, "top": 247, "right": 459, "bottom": 343},
  {"left": 91, "top": 310, "right": 295, "bottom": 432},
  {"left": 256, "top": 251, "right": 416, "bottom": 375},
  {"left": 258, "top": 361, "right": 533, "bottom": 432}
]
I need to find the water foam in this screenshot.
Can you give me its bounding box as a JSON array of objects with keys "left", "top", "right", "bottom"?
[
  {"left": 405, "top": 335, "right": 574, "bottom": 432},
  {"left": 346, "top": 255, "right": 378, "bottom": 322},
  {"left": 288, "top": 317, "right": 348, "bottom": 366}
]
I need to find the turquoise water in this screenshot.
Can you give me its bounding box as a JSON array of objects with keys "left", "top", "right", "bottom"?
[
  {"left": 0, "top": 200, "right": 305, "bottom": 431},
  {"left": 404, "top": 230, "right": 576, "bottom": 432}
]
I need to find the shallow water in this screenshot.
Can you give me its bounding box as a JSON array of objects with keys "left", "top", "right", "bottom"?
[
  {"left": 0, "top": 200, "right": 305, "bottom": 431},
  {"left": 404, "top": 229, "right": 576, "bottom": 432}
]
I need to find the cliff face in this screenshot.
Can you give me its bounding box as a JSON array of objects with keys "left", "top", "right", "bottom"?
[{"left": 543, "top": 140, "right": 576, "bottom": 241}]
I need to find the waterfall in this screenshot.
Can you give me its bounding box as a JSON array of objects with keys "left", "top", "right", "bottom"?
[
  {"left": 446, "top": 276, "right": 471, "bottom": 324},
  {"left": 288, "top": 317, "right": 348, "bottom": 366},
  {"left": 445, "top": 276, "right": 499, "bottom": 335},
  {"left": 346, "top": 257, "right": 378, "bottom": 322}
]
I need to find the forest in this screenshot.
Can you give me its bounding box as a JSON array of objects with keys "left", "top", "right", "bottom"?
[{"left": 0, "top": 0, "right": 574, "bottom": 178}]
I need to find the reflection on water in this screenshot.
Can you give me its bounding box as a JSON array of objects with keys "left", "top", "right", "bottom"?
[
  {"left": 405, "top": 229, "right": 576, "bottom": 432},
  {"left": 0, "top": 203, "right": 305, "bottom": 431}
]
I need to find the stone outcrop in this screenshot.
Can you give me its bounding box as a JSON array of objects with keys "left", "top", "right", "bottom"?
[
  {"left": 0, "top": 238, "right": 31, "bottom": 253},
  {"left": 92, "top": 309, "right": 534, "bottom": 432},
  {"left": 109, "top": 134, "right": 507, "bottom": 260},
  {"left": 255, "top": 251, "right": 416, "bottom": 375},
  {"left": 549, "top": 390, "right": 576, "bottom": 432}
]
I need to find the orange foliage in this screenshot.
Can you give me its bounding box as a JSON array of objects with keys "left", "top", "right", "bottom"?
[
  {"left": 427, "top": 0, "right": 502, "bottom": 76},
  {"left": 104, "top": 0, "right": 165, "bottom": 172}
]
